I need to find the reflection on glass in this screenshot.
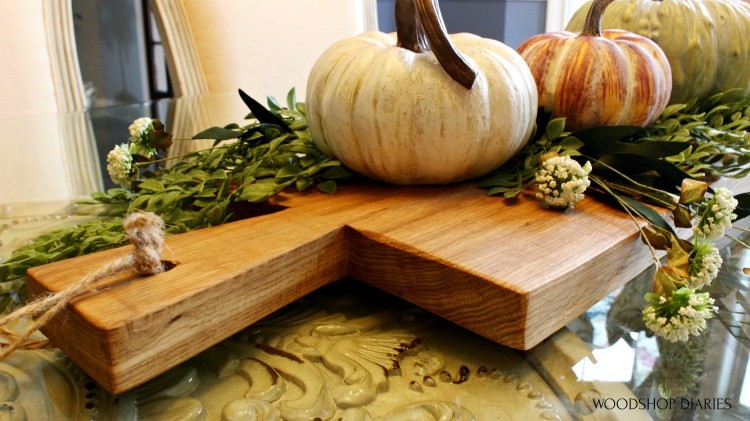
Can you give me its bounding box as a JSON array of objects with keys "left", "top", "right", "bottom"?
[
  {"left": 738, "top": 350, "right": 750, "bottom": 408},
  {"left": 654, "top": 335, "right": 709, "bottom": 399},
  {"left": 0, "top": 112, "right": 102, "bottom": 203},
  {"left": 586, "top": 226, "right": 750, "bottom": 419},
  {"left": 573, "top": 338, "right": 635, "bottom": 382}
]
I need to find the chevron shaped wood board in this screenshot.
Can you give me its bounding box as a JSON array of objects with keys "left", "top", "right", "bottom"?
[{"left": 27, "top": 180, "right": 662, "bottom": 393}]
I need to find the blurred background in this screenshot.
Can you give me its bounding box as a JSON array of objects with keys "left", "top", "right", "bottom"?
[{"left": 71, "top": 0, "right": 588, "bottom": 108}]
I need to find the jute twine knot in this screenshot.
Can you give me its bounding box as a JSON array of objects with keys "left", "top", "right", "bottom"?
[{"left": 0, "top": 212, "right": 166, "bottom": 360}]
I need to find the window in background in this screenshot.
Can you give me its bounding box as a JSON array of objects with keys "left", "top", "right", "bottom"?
[
  {"left": 72, "top": 0, "right": 150, "bottom": 107},
  {"left": 75, "top": 0, "right": 552, "bottom": 105},
  {"left": 546, "top": 0, "right": 589, "bottom": 33},
  {"left": 377, "top": 0, "right": 548, "bottom": 49},
  {"left": 142, "top": 0, "right": 173, "bottom": 99}
]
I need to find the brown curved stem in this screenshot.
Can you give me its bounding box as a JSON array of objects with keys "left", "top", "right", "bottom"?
[
  {"left": 395, "top": 0, "right": 477, "bottom": 89},
  {"left": 579, "top": 0, "right": 615, "bottom": 37},
  {"left": 396, "top": 0, "right": 429, "bottom": 52}
]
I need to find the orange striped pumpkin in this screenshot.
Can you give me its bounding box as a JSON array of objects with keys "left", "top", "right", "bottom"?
[
  {"left": 517, "top": 0, "right": 672, "bottom": 131},
  {"left": 567, "top": 0, "right": 750, "bottom": 105}
]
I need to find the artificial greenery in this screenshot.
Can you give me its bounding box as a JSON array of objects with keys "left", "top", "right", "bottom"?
[
  {"left": 0, "top": 218, "right": 126, "bottom": 283},
  {"left": 480, "top": 92, "right": 750, "bottom": 342},
  {"left": 481, "top": 92, "right": 750, "bottom": 231},
  {"left": 0, "top": 89, "right": 351, "bottom": 304},
  {"left": 478, "top": 115, "right": 583, "bottom": 198},
  {"left": 481, "top": 91, "right": 750, "bottom": 198},
  {"left": 122, "top": 88, "right": 351, "bottom": 233},
  {"left": 0, "top": 217, "right": 126, "bottom": 309},
  {"left": 650, "top": 91, "right": 750, "bottom": 179},
  {"left": 3, "top": 88, "right": 750, "bottom": 341}
]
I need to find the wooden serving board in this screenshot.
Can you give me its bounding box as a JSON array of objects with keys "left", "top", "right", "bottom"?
[{"left": 26, "top": 181, "right": 665, "bottom": 393}]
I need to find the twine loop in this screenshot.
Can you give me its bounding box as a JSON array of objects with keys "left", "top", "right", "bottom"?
[
  {"left": 127, "top": 212, "right": 166, "bottom": 275},
  {"left": 0, "top": 212, "right": 166, "bottom": 360}
]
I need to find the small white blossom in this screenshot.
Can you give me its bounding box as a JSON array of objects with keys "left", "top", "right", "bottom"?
[
  {"left": 643, "top": 288, "right": 717, "bottom": 343},
  {"left": 129, "top": 117, "right": 153, "bottom": 140},
  {"left": 687, "top": 241, "right": 722, "bottom": 289},
  {"left": 693, "top": 187, "right": 737, "bottom": 240},
  {"left": 535, "top": 156, "right": 592, "bottom": 209},
  {"left": 128, "top": 117, "right": 158, "bottom": 158},
  {"left": 107, "top": 144, "right": 134, "bottom": 187}
]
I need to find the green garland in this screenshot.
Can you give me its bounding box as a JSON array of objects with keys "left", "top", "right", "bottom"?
[
  {"left": 478, "top": 116, "right": 581, "bottom": 198},
  {"left": 651, "top": 91, "right": 750, "bottom": 178},
  {"left": 481, "top": 91, "right": 750, "bottom": 199},
  {"left": 479, "top": 91, "right": 750, "bottom": 343},
  {"left": 2, "top": 89, "right": 750, "bottom": 341},
  {"left": 0, "top": 89, "right": 350, "bottom": 306}
]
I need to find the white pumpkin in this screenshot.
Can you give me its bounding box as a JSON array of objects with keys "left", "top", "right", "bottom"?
[{"left": 305, "top": 0, "right": 537, "bottom": 185}]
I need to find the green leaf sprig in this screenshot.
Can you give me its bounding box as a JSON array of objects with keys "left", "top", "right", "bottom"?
[
  {"left": 639, "top": 90, "right": 750, "bottom": 178},
  {"left": 479, "top": 114, "right": 582, "bottom": 198},
  {"left": 0, "top": 217, "right": 128, "bottom": 307},
  {"left": 481, "top": 93, "right": 750, "bottom": 233},
  {"left": 479, "top": 93, "right": 750, "bottom": 344},
  {"left": 106, "top": 88, "right": 351, "bottom": 234},
  {"left": 0, "top": 88, "right": 351, "bottom": 301}
]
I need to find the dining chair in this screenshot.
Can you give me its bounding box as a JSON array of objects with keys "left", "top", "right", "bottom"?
[
  {"left": 149, "top": 0, "right": 379, "bottom": 100},
  {"left": 0, "top": 0, "right": 86, "bottom": 119},
  {"left": 0, "top": 1, "right": 101, "bottom": 199}
]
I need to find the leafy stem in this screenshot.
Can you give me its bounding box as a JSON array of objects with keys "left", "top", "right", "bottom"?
[
  {"left": 582, "top": 154, "right": 678, "bottom": 210},
  {"left": 730, "top": 225, "right": 750, "bottom": 235},
  {"left": 0, "top": 89, "right": 351, "bottom": 302},
  {"left": 590, "top": 175, "right": 661, "bottom": 264},
  {"left": 134, "top": 147, "right": 219, "bottom": 166},
  {"left": 726, "top": 233, "right": 750, "bottom": 250}
]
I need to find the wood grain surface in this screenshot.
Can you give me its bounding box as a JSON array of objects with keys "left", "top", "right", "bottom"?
[{"left": 26, "top": 177, "right": 749, "bottom": 393}]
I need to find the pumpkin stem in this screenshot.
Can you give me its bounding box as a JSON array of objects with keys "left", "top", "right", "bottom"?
[
  {"left": 579, "top": 0, "right": 615, "bottom": 37},
  {"left": 396, "top": 0, "right": 429, "bottom": 53},
  {"left": 395, "top": 0, "right": 477, "bottom": 89}
]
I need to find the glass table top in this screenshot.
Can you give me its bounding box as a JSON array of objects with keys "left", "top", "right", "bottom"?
[{"left": 1, "top": 92, "right": 750, "bottom": 420}]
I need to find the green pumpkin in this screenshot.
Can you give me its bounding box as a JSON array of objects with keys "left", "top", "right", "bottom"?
[{"left": 567, "top": 0, "right": 750, "bottom": 104}]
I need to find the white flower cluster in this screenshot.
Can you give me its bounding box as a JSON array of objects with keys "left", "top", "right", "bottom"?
[
  {"left": 128, "top": 117, "right": 157, "bottom": 158},
  {"left": 687, "top": 241, "right": 722, "bottom": 289},
  {"left": 106, "top": 117, "right": 160, "bottom": 187},
  {"left": 106, "top": 144, "right": 134, "bottom": 187},
  {"left": 129, "top": 117, "right": 153, "bottom": 140},
  {"left": 693, "top": 187, "right": 738, "bottom": 240},
  {"left": 535, "top": 156, "right": 592, "bottom": 209},
  {"left": 643, "top": 289, "right": 717, "bottom": 343}
]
